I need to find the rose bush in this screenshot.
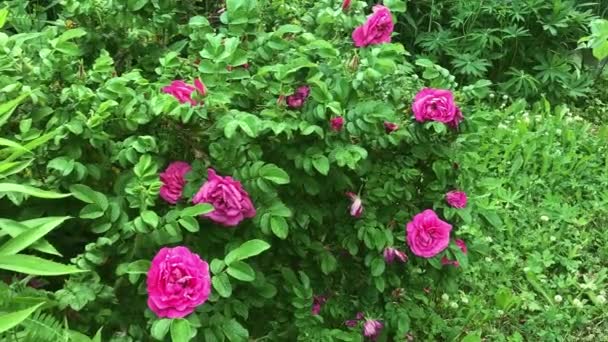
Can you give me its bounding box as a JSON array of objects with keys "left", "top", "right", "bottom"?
[{"left": 0, "top": 0, "right": 483, "bottom": 341}]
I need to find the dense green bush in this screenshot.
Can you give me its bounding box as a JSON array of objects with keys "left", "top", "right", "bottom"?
[
  {"left": 0, "top": 0, "right": 607, "bottom": 341},
  {"left": 0, "top": 0, "right": 485, "bottom": 341}
]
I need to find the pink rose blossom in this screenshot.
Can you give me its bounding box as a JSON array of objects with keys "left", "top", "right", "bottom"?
[
  {"left": 383, "top": 121, "right": 398, "bottom": 133},
  {"left": 345, "top": 312, "right": 365, "bottom": 327},
  {"left": 406, "top": 209, "right": 452, "bottom": 258},
  {"left": 192, "top": 169, "right": 256, "bottom": 226},
  {"left": 162, "top": 79, "right": 206, "bottom": 106},
  {"left": 446, "top": 190, "right": 467, "bottom": 208},
  {"left": 342, "top": 0, "right": 352, "bottom": 11},
  {"left": 286, "top": 85, "right": 310, "bottom": 109},
  {"left": 146, "top": 246, "right": 211, "bottom": 318},
  {"left": 311, "top": 295, "right": 327, "bottom": 315},
  {"left": 346, "top": 192, "right": 363, "bottom": 217},
  {"left": 330, "top": 116, "right": 345, "bottom": 131},
  {"left": 363, "top": 319, "right": 384, "bottom": 340},
  {"left": 455, "top": 239, "right": 467, "bottom": 254},
  {"left": 412, "top": 88, "right": 463, "bottom": 127},
  {"left": 383, "top": 247, "right": 408, "bottom": 264},
  {"left": 352, "top": 5, "right": 394, "bottom": 47},
  {"left": 159, "top": 162, "right": 192, "bottom": 204}
]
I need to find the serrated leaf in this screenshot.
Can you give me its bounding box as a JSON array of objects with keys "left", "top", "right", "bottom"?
[
  {"left": 180, "top": 203, "right": 214, "bottom": 217},
  {"left": 151, "top": 319, "right": 172, "bottom": 341},
  {"left": 259, "top": 164, "right": 290, "bottom": 184},
  {"left": 170, "top": 319, "right": 192, "bottom": 342},
  {"left": 370, "top": 258, "right": 385, "bottom": 277},
  {"left": 312, "top": 156, "right": 330, "bottom": 175},
  {"left": 178, "top": 217, "right": 200, "bottom": 232},
  {"left": 270, "top": 216, "right": 288, "bottom": 239},
  {"left": 212, "top": 273, "right": 232, "bottom": 297},
  {"left": 224, "top": 239, "right": 271, "bottom": 265}
]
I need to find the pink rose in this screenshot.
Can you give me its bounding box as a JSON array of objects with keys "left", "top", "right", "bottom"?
[
  {"left": 192, "top": 169, "right": 256, "bottom": 226},
  {"left": 445, "top": 190, "right": 467, "bottom": 208},
  {"left": 286, "top": 85, "right": 310, "bottom": 109},
  {"left": 363, "top": 319, "right": 383, "bottom": 340},
  {"left": 346, "top": 192, "right": 363, "bottom": 217},
  {"left": 146, "top": 246, "right": 211, "bottom": 318},
  {"left": 311, "top": 295, "right": 327, "bottom": 315},
  {"left": 159, "top": 161, "right": 192, "bottom": 204},
  {"left": 383, "top": 121, "right": 398, "bottom": 133},
  {"left": 342, "top": 0, "right": 352, "bottom": 11},
  {"left": 412, "top": 88, "right": 463, "bottom": 127},
  {"left": 331, "top": 116, "right": 345, "bottom": 131},
  {"left": 162, "top": 79, "right": 207, "bottom": 106},
  {"left": 406, "top": 209, "right": 452, "bottom": 258},
  {"left": 383, "top": 247, "right": 408, "bottom": 264},
  {"left": 352, "top": 5, "right": 394, "bottom": 48}
]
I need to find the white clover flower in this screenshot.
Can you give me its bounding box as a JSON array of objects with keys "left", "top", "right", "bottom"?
[
  {"left": 523, "top": 267, "right": 530, "bottom": 272},
  {"left": 461, "top": 297, "right": 469, "bottom": 304},
  {"left": 540, "top": 215, "right": 549, "bottom": 222},
  {"left": 597, "top": 295, "right": 606, "bottom": 304},
  {"left": 485, "top": 236, "right": 493, "bottom": 243},
  {"left": 449, "top": 301, "right": 459, "bottom": 309},
  {"left": 441, "top": 293, "right": 450, "bottom": 301},
  {"left": 502, "top": 95, "right": 509, "bottom": 100},
  {"left": 554, "top": 295, "right": 562, "bottom": 303},
  {"left": 497, "top": 309, "right": 504, "bottom": 315},
  {"left": 555, "top": 129, "right": 562, "bottom": 135},
  {"left": 489, "top": 93, "right": 495, "bottom": 99},
  {"left": 498, "top": 123, "right": 508, "bottom": 129},
  {"left": 573, "top": 299, "right": 583, "bottom": 308}
]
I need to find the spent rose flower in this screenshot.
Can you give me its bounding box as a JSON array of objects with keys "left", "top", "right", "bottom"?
[
  {"left": 342, "top": 0, "right": 352, "bottom": 11},
  {"left": 346, "top": 192, "right": 363, "bottom": 217},
  {"left": 383, "top": 247, "right": 408, "bottom": 264},
  {"left": 331, "top": 116, "right": 345, "bottom": 131},
  {"left": 412, "top": 88, "right": 463, "bottom": 127},
  {"left": 406, "top": 209, "right": 452, "bottom": 258},
  {"left": 192, "top": 169, "right": 256, "bottom": 226},
  {"left": 162, "top": 79, "right": 206, "bottom": 106},
  {"left": 455, "top": 239, "right": 467, "bottom": 254},
  {"left": 384, "top": 121, "right": 398, "bottom": 133},
  {"left": 352, "top": 6, "right": 394, "bottom": 47},
  {"left": 159, "top": 161, "right": 191, "bottom": 204},
  {"left": 146, "top": 246, "right": 211, "bottom": 318},
  {"left": 446, "top": 190, "right": 467, "bottom": 208},
  {"left": 311, "top": 295, "right": 327, "bottom": 315},
  {"left": 363, "top": 319, "right": 384, "bottom": 340},
  {"left": 442, "top": 239, "right": 467, "bottom": 267},
  {"left": 344, "top": 312, "right": 365, "bottom": 327},
  {"left": 286, "top": 85, "right": 310, "bottom": 109}
]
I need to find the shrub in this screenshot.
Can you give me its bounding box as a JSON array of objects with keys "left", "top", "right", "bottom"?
[{"left": 0, "top": 1, "right": 483, "bottom": 341}]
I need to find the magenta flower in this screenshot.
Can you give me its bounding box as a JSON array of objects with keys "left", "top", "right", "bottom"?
[
  {"left": 286, "top": 85, "right": 310, "bottom": 109},
  {"left": 352, "top": 5, "right": 394, "bottom": 47},
  {"left": 363, "top": 319, "right": 384, "bottom": 340},
  {"left": 383, "top": 121, "right": 398, "bottom": 133},
  {"left": 330, "top": 116, "right": 345, "bottom": 132},
  {"left": 342, "top": 0, "right": 352, "bottom": 11},
  {"left": 345, "top": 312, "right": 365, "bottom": 327},
  {"left": 159, "top": 161, "right": 192, "bottom": 204},
  {"left": 162, "top": 79, "right": 206, "bottom": 106},
  {"left": 346, "top": 192, "right": 363, "bottom": 218},
  {"left": 311, "top": 295, "right": 327, "bottom": 315},
  {"left": 412, "top": 88, "right": 463, "bottom": 127},
  {"left": 383, "top": 247, "right": 408, "bottom": 264},
  {"left": 192, "top": 169, "right": 256, "bottom": 226},
  {"left": 455, "top": 239, "right": 467, "bottom": 254},
  {"left": 441, "top": 256, "right": 459, "bottom": 267},
  {"left": 446, "top": 190, "right": 467, "bottom": 208},
  {"left": 406, "top": 209, "right": 452, "bottom": 258},
  {"left": 146, "top": 246, "right": 211, "bottom": 318}
]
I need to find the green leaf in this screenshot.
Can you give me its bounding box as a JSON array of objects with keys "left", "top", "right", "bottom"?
[
  {"left": 370, "top": 258, "right": 385, "bottom": 277},
  {"left": 461, "top": 331, "right": 482, "bottom": 342},
  {"left": 0, "top": 302, "right": 44, "bottom": 333},
  {"left": 259, "top": 164, "right": 290, "bottom": 184},
  {"left": 0, "top": 183, "right": 70, "bottom": 199},
  {"left": 57, "top": 28, "right": 87, "bottom": 43},
  {"left": 223, "top": 319, "right": 249, "bottom": 342},
  {"left": 128, "top": 0, "right": 149, "bottom": 11},
  {"left": 124, "top": 260, "right": 151, "bottom": 275},
  {"left": 224, "top": 239, "right": 271, "bottom": 265},
  {"left": 212, "top": 273, "right": 232, "bottom": 298},
  {"left": 180, "top": 203, "right": 214, "bottom": 217},
  {"left": 312, "top": 156, "right": 330, "bottom": 175},
  {"left": 141, "top": 210, "right": 160, "bottom": 228},
  {"left": 178, "top": 217, "right": 200, "bottom": 233},
  {"left": 210, "top": 259, "right": 226, "bottom": 274},
  {"left": 383, "top": 0, "right": 406, "bottom": 12},
  {"left": 70, "top": 184, "right": 108, "bottom": 210},
  {"left": 79, "top": 204, "right": 105, "bottom": 219},
  {"left": 226, "top": 261, "right": 256, "bottom": 282},
  {"left": 0, "top": 93, "right": 30, "bottom": 128},
  {"left": 270, "top": 216, "right": 288, "bottom": 239},
  {"left": 0, "top": 216, "right": 70, "bottom": 256},
  {"left": 320, "top": 253, "right": 337, "bottom": 275},
  {"left": 0, "top": 8, "right": 8, "bottom": 29},
  {"left": 92, "top": 328, "right": 103, "bottom": 342},
  {"left": 151, "top": 319, "right": 172, "bottom": 341},
  {"left": 170, "top": 318, "right": 192, "bottom": 342},
  {"left": 0, "top": 218, "right": 62, "bottom": 256},
  {"left": 0, "top": 254, "right": 85, "bottom": 276}
]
